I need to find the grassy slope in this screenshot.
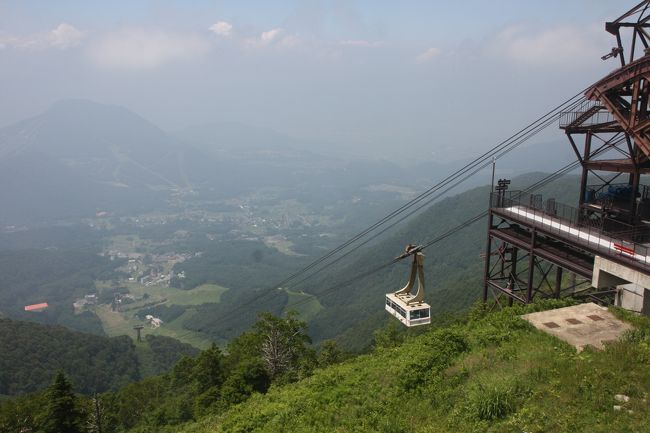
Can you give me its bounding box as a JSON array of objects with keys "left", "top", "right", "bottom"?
[
  {"left": 172, "top": 302, "right": 650, "bottom": 433},
  {"left": 283, "top": 289, "right": 323, "bottom": 321}
]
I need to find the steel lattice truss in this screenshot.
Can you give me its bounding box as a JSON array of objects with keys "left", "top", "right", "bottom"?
[{"left": 483, "top": 2, "right": 650, "bottom": 307}]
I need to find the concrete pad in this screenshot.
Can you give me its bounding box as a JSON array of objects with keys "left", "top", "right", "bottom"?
[{"left": 521, "top": 303, "right": 633, "bottom": 352}]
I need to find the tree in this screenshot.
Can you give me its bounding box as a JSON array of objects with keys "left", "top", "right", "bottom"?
[
  {"left": 86, "top": 394, "right": 105, "bottom": 433},
  {"left": 41, "top": 372, "right": 83, "bottom": 433},
  {"left": 318, "top": 340, "right": 344, "bottom": 367},
  {"left": 220, "top": 358, "right": 270, "bottom": 406},
  {"left": 373, "top": 321, "right": 405, "bottom": 349},
  {"left": 225, "top": 331, "right": 264, "bottom": 370},
  {"left": 0, "top": 398, "right": 36, "bottom": 433},
  {"left": 254, "top": 311, "right": 314, "bottom": 381},
  {"left": 193, "top": 344, "right": 225, "bottom": 394},
  {"left": 192, "top": 344, "right": 226, "bottom": 411}
]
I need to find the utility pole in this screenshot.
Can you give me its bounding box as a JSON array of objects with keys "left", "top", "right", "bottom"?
[
  {"left": 133, "top": 325, "right": 144, "bottom": 342},
  {"left": 490, "top": 156, "right": 496, "bottom": 193}
]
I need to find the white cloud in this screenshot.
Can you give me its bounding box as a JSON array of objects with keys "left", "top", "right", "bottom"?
[
  {"left": 0, "top": 35, "right": 24, "bottom": 50},
  {"left": 492, "top": 24, "right": 609, "bottom": 67},
  {"left": 416, "top": 47, "right": 440, "bottom": 63},
  {"left": 209, "top": 21, "right": 233, "bottom": 38},
  {"left": 339, "top": 40, "right": 383, "bottom": 48},
  {"left": 260, "top": 28, "right": 283, "bottom": 45},
  {"left": 89, "top": 29, "right": 210, "bottom": 69},
  {"left": 49, "top": 23, "right": 84, "bottom": 49},
  {"left": 244, "top": 28, "right": 301, "bottom": 49},
  {"left": 0, "top": 23, "right": 83, "bottom": 50}
]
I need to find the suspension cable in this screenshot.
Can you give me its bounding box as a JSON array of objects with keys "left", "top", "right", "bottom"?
[{"left": 168, "top": 92, "right": 597, "bottom": 339}]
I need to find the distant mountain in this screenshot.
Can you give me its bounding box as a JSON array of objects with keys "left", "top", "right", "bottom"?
[
  {"left": 176, "top": 121, "right": 365, "bottom": 160},
  {"left": 0, "top": 101, "right": 428, "bottom": 225},
  {"left": 177, "top": 121, "right": 307, "bottom": 153},
  {"left": 0, "top": 100, "right": 220, "bottom": 224}
]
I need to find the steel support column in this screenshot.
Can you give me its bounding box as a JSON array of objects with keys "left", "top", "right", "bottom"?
[
  {"left": 482, "top": 211, "right": 494, "bottom": 302},
  {"left": 526, "top": 230, "right": 536, "bottom": 302}
]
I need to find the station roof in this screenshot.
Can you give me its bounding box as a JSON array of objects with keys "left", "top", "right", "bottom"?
[{"left": 24, "top": 302, "right": 49, "bottom": 311}]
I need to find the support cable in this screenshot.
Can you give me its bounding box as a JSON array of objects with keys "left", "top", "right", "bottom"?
[
  {"left": 272, "top": 93, "right": 587, "bottom": 291},
  {"left": 161, "top": 93, "right": 600, "bottom": 340},
  {"left": 210, "top": 155, "right": 598, "bottom": 323},
  {"left": 281, "top": 97, "right": 585, "bottom": 292}
]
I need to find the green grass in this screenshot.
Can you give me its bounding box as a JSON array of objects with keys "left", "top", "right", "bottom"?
[
  {"left": 156, "top": 309, "right": 217, "bottom": 349},
  {"left": 94, "top": 281, "right": 228, "bottom": 350},
  {"left": 283, "top": 289, "right": 323, "bottom": 321},
  {"left": 95, "top": 305, "right": 136, "bottom": 336},
  {"left": 263, "top": 235, "right": 304, "bottom": 256},
  {"left": 97, "top": 305, "right": 215, "bottom": 350},
  {"left": 165, "top": 284, "right": 229, "bottom": 305},
  {"left": 168, "top": 302, "right": 650, "bottom": 433},
  {"left": 123, "top": 282, "right": 228, "bottom": 306}
]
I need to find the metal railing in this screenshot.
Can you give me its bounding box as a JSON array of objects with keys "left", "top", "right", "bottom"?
[
  {"left": 490, "top": 191, "right": 650, "bottom": 267},
  {"left": 586, "top": 183, "right": 650, "bottom": 202},
  {"left": 559, "top": 100, "right": 615, "bottom": 128},
  {"left": 584, "top": 182, "right": 650, "bottom": 220}
]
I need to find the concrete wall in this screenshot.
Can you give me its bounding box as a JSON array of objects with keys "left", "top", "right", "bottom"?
[
  {"left": 616, "top": 283, "right": 646, "bottom": 313},
  {"left": 593, "top": 256, "right": 650, "bottom": 315}
]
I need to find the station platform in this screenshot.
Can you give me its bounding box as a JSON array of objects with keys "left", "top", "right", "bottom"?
[{"left": 494, "top": 205, "right": 650, "bottom": 269}]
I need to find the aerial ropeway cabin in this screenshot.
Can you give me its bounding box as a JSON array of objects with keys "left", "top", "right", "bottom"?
[{"left": 385, "top": 245, "right": 431, "bottom": 327}]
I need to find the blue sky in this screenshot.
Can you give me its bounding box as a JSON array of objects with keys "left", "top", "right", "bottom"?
[{"left": 0, "top": 1, "right": 629, "bottom": 162}]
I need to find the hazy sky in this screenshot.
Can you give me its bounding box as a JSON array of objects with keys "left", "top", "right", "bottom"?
[{"left": 0, "top": 1, "right": 628, "bottom": 162}]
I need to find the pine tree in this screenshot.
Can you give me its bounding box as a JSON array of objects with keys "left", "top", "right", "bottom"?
[{"left": 41, "top": 372, "right": 83, "bottom": 433}]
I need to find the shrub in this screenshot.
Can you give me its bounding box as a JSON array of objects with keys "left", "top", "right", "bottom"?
[
  {"left": 467, "top": 382, "right": 515, "bottom": 421},
  {"left": 464, "top": 377, "right": 530, "bottom": 422},
  {"left": 399, "top": 329, "right": 469, "bottom": 391}
]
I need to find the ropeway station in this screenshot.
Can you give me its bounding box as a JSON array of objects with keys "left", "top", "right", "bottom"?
[
  {"left": 485, "top": 188, "right": 650, "bottom": 309},
  {"left": 384, "top": 2, "right": 650, "bottom": 326},
  {"left": 483, "top": 1, "right": 650, "bottom": 315}
]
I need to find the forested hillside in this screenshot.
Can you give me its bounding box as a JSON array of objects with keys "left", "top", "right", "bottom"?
[
  {"left": 3, "top": 302, "right": 649, "bottom": 433},
  {"left": 0, "top": 319, "right": 197, "bottom": 396},
  {"left": 0, "top": 312, "right": 322, "bottom": 432}
]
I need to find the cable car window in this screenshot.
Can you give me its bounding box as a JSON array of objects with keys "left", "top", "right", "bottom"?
[{"left": 410, "top": 309, "right": 430, "bottom": 320}]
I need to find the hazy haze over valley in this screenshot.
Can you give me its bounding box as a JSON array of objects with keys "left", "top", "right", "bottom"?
[
  {"left": 3, "top": 3, "right": 649, "bottom": 433},
  {"left": 0, "top": 0, "right": 623, "bottom": 366},
  {"left": 0, "top": 1, "right": 617, "bottom": 163}
]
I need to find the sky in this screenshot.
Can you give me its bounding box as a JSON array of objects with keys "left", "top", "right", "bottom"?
[{"left": 0, "top": 0, "right": 630, "bottom": 162}]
